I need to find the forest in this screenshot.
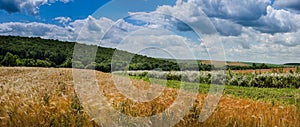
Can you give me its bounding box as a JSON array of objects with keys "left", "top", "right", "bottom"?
[{"left": 0, "top": 35, "right": 275, "bottom": 72}]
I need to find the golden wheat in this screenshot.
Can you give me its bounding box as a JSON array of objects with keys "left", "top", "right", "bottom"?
[{"left": 0, "top": 67, "right": 299, "bottom": 127}]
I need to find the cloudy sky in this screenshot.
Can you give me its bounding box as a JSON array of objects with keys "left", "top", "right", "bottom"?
[{"left": 0, "top": 0, "right": 299, "bottom": 64}]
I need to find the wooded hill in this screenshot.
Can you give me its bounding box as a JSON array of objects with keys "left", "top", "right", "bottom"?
[
  {"left": 0, "top": 36, "right": 207, "bottom": 72},
  {"left": 0, "top": 36, "right": 278, "bottom": 72}
]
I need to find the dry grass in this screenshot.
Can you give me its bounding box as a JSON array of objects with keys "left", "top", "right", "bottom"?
[
  {"left": 0, "top": 67, "right": 98, "bottom": 127},
  {"left": 0, "top": 67, "right": 299, "bottom": 126}
]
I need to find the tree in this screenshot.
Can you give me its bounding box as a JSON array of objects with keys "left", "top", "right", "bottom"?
[
  {"left": 60, "top": 58, "right": 72, "bottom": 68},
  {"left": 36, "top": 59, "right": 51, "bottom": 67},
  {"left": 252, "top": 63, "right": 257, "bottom": 69},
  {"left": 16, "top": 59, "right": 25, "bottom": 66},
  {"left": 23, "top": 59, "right": 36, "bottom": 67},
  {"left": 96, "top": 63, "right": 111, "bottom": 72},
  {"left": 260, "top": 63, "right": 268, "bottom": 69},
  {"left": 1, "top": 52, "right": 18, "bottom": 66}
]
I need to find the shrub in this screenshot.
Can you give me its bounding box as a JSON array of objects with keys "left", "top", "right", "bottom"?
[
  {"left": 36, "top": 59, "right": 51, "bottom": 67},
  {"left": 1, "top": 52, "right": 18, "bottom": 66},
  {"left": 126, "top": 71, "right": 300, "bottom": 88}
]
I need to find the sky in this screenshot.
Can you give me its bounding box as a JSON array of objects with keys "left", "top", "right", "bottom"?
[{"left": 0, "top": 0, "right": 300, "bottom": 64}]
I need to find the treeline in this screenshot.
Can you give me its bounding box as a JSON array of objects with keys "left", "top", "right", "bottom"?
[
  {"left": 0, "top": 36, "right": 277, "bottom": 72},
  {"left": 0, "top": 36, "right": 184, "bottom": 72},
  {"left": 226, "top": 63, "right": 273, "bottom": 70}
]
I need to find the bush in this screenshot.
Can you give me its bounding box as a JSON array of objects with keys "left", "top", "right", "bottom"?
[
  {"left": 1, "top": 52, "right": 18, "bottom": 66},
  {"left": 16, "top": 59, "right": 25, "bottom": 66},
  {"left": 126, "top": 71, "right": 300, "bottom": 89},
  {"left": 60, "top": 58, "right": 72, "bottom": 68},
  {"left": 95, "top": 63, "right": 111, "bottom": 72},
  {"left": 36, "top": 59, "right": 51, "bottom": 67},
  {"left": 23, "top": 59, "right": 36, "bottom": 67}
]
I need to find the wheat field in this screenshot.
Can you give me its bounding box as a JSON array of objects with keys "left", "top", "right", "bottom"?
[{"left": 0, "top": 67, "right": 299, "bottom": 126}]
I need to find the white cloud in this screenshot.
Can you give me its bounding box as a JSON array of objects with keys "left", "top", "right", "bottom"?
[
  {"left": 111, "top": 28, "right": 208, "bottom": 60},
  {"left": 151, "top": 0, "right": 265, "bottom": 36},
  {"left": 75, "top": 16, "right": 115, "bottom": 44},
  {"left": 0, "top": 16, "right": 114, "bottom": 44},
  {"left": 210, "top": 18, "right": 242, "bottom": 36},
  {"left": 49, "top": 0, "right": 72, "bottom": 3},
  {"left": 273, "top": 0, "right": 300, "bottom": 11},
  {"left": 254, "top": 6, "right": 300, "bottom": 33},
  {"left": 219, "top": 27, "right": 300, "bottom": 63},
  {"left": 191, "top": 0, "right": 271, "bottom": 20},
  {"left": 152, "top": 0, "right": 299, "bottom": 35},
  {"left": 156, "top": 1, "right": 217, "bottom": 35},
  {"left": 0, "top": 21, "right": 68, "bottom": 38},
  {"left": 54, "top": 16, "right": 72, "bottom": 25},
  {"left": 136, "top": 0, "right": 299, "bottom": 63},
  {"left": 0, "top": 0, "right": 72, "bottom": 15}
]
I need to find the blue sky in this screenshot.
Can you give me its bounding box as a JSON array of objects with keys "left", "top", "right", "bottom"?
[
  {"left": 0, "top": 0, "right": 300, "bottom": 64},
  {"left": 0, "top": 0, "right": 110, "bottom": 24}
]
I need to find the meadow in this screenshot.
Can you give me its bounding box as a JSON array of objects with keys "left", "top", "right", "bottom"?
[{"left": 0, "top": 67, "right": 299, "bottom": 126}]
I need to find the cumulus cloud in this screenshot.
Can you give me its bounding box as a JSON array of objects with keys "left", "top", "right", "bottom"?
[
  {"left": 152, "top": 0, "right": 267, "bottom": 35},
  {"left": 111, "top": 29, "right": 208, "bottom": 60},
  {"left": 49, "top": 0, "right": 72, "bottom": 3},
  {"left": 0, "top": 0, "right": 71, "bottom": 15},
  {"left": 210, "top": 18, "right": 242, "bottom": 36},
  {"left": 225, "top": 39, "right": 300, "bottom": 63},
  {"left": 152, "top": 0, "right": 300, "bottom": 35},
  {"left": 254, "top": 6, "right": 300, "bottom": 33},
  {"left": 99, "top": 15, "right": 222, "bottom": 60},
  {"left": 273, "top": 0, "right": 300, "bottom": 11},
  {"left": 74, "top": 16, "right": 115, "bottom": 44},
  {"left": 0, "top": 22, "right": 57, "bottom": 36},
  {"left": 191, "top": 0, "right": 271, "bottom": 21},
  {"left": 220, "top": 27, "right": 300, "bottom": 63},
  {"left": 0, "top": 16, "right": 114, "bottom": 43},
  {"left": 156, "top": 1, "right": 217, "bottom": 35},
  {"left": 54, "top": 16, "right": 72, "bottom": 25}
]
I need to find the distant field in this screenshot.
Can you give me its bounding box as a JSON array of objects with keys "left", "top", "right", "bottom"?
[
  {"left": 200, "top": 60, "right": 250, "bottom": 66},
  {"left": 226, "top": 61, "right": 250, "bottom": 66},
  {"left": 0, "top": 67, "right": 299, "bottom": 126},
  {"left": 232, "top": 67, "right": 297, "bottom": 73}
]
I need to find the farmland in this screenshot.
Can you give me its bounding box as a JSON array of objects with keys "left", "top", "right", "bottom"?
[
  {"left": 1, "top": 36, "right": 299, "bottom": 126},
  {"left": 0, "top": 67, "right": 299, "bottom": 126},
  {"left": 232, "top": 67, "right": 299, "bottom": 74}
]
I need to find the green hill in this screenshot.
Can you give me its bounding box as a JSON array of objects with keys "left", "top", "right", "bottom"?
[
  {"left": 0, "top": 35, "right": 283, "bottom": 71},
  {"left": 0, "top": 36, "right": 181, "bottom": 72}
]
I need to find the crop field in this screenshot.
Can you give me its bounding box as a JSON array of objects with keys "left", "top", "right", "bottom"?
[
  {"left": 200, "top": 60, "right": 250, "bottom": 67},
  {"left": 0, "top": 67, "right": 299, "bottom": 126},
  {"left": 232, "top": 67, "right": 298, "bottom": 74}
]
